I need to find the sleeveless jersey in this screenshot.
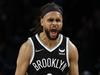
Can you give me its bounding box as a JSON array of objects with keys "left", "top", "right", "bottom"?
[{"left": 27, "top": 33, "right": 70, "bottom": 75}]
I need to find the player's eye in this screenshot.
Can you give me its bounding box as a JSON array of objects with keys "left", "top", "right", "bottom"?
[
  {"left": 48, "top": 18, "right": 54, "bottom": 22},
  {"left": 48, "top": 18, "right": 61, "bottom": 22},
  {"left": 56, "top": 19, "right": 61, "bottom": 22}
]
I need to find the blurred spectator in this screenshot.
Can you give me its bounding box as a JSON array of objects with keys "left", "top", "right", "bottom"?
[
  {"left": 95, "top": 58, "right": 100, "bottom": 75},
  {"left": 0, "top": 31, "right": 5, "bottom": 75},
  {"left": 76, "top": 16, "right": 94, "bottom": 73},
  {"left": 81, "top": 70, "right": 93, "bottom": 75}
]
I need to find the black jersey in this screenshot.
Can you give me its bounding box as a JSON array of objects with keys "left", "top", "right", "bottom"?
[{"left": 27, "top": 33, "right": 70, "bottom": 75}]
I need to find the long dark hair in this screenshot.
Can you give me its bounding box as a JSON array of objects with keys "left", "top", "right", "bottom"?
[{"left": 30, "top": 16, "right": 42, "bottom": 35}]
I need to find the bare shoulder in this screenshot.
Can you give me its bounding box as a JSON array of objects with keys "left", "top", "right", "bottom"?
[
  {"left": 20, "top": 39, "right": 32, "bottom": 54},
  {"left": 15, "top": 38, "right": 33, "bottom": 75},
  {"left": 17, "top": 38, "right": 33, "bottom": 63},
  {"left": 68, "top": 39, "right": 79, "bottom": 61},
  {"left": 68, "top": 40, "right": 77, "bottom": 51}
]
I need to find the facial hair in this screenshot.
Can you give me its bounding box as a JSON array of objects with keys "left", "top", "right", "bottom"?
[{"left": 44, "top": 28, "right": 61, "bottom": 40}]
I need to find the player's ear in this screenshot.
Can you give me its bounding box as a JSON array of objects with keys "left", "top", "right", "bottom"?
[{"left": 40, "top": 18, "right": 43, "bottom": 26}]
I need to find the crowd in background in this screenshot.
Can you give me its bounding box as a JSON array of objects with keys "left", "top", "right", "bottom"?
[{"left": 0, "top": 0, "right": 100, "bottom": 75}]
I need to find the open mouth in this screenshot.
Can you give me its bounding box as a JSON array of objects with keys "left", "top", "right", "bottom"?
[
  {"left": 50, "top": 29, "right": 58, "bottom": 33},
  {"left": 50, "top": 29, "right": 58, "bottom": 37}
]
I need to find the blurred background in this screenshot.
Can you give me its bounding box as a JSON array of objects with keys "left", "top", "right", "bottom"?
[{"left": 0, "top": 0, "right": 100, "bottom": 75}]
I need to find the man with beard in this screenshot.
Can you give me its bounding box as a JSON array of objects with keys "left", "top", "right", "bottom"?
[{"left": 15, "top": 2, "right": 79, "bottom": 75}]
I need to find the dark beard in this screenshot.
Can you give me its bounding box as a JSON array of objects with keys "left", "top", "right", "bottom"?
[{"left": 45, "top": 29, "right": 60, "bottom": 40}]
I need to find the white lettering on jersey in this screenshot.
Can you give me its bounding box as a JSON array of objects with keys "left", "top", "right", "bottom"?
[{"left": 32, "top": 58, "right": 67, "bottom": 71}]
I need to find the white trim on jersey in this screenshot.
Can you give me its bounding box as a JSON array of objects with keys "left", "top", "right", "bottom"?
[
  {"left": 35, "top": 34, "right": 63, "bottom": 52},
  {"left": 28, "top": 37, "right": 35, "bottom": 64},
  {"left": 66, "top": 37, "right": 70, "bottom": 67}
]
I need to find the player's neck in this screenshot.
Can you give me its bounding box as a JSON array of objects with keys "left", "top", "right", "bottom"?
[{"left": 39, "top": 32, "right": 60, "bottom": 49}]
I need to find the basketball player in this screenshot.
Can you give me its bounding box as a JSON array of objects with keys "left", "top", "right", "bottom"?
[{"left": 15, "top": 2, "right": 79, "bottom": 75}]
